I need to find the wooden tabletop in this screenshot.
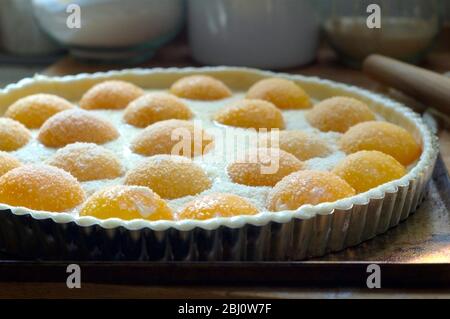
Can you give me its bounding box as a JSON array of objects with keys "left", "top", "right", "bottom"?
[
  {"left": 3, "top": 31, "right": 448, "bottom": 299},
  {"left": 1, "top": 282, "right": 449, "bottom": 299}
]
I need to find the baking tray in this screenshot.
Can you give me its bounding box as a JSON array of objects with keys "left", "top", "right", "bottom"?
[{"left": 0, "top": 154, "right": 448, "bottom": 287}]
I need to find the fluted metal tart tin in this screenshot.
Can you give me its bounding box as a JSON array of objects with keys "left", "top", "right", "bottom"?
[{"left": 0, "top": 67, "right": 438, "bottom": 261}]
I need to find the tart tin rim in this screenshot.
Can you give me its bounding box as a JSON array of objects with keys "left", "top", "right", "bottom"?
[{"left": 0, "top": 66, "right": 438, "bottom": 232}]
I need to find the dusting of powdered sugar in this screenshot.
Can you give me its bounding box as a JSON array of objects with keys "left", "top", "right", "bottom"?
[{"left": 8, "top": 90, "right": 385, "bottom": 214}]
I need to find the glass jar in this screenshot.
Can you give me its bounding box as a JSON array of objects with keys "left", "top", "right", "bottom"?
[{"left": 319, "top": 0, "right": 442, "bottom": 66}]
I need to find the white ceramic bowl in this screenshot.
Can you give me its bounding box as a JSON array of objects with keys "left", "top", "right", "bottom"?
[
  {"left": 188, "top": 0, "right": 319, "bottom": 69},
  {"left": 32, "top": 0, "right": 185, "bottom": 62}
]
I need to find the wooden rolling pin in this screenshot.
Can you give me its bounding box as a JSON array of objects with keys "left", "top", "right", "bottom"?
[{"left": 363, "top": 54, "right": 450, "bottom": 116}]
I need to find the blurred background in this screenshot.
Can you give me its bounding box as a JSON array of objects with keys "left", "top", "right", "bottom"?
[{"left": 0, "top": 0, "right": 448, "bottom": 87}]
